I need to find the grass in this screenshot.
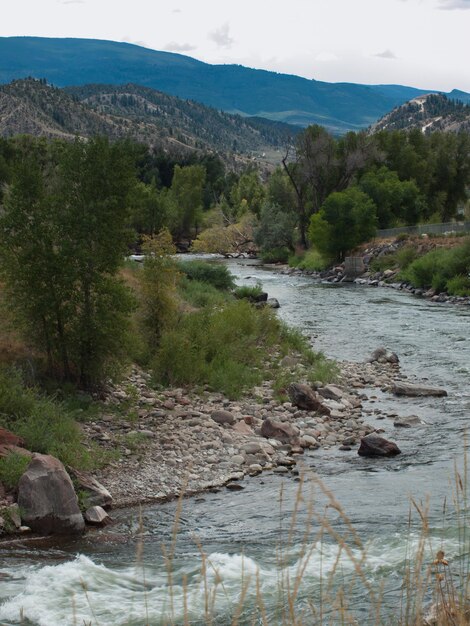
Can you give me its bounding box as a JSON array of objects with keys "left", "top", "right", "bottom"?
[
  {"left": 177, "top": 260, "right": 235, "bottom": 291},
  {"left": 0, "top": 452, "right": 30, "bottom": 489},
  {"left": 0, "top": 367, "right": 100, "bottom": 470},
  {"left": 233, "top": 284, "right": 265, "bottom": 300},
  {"left": 289, "top": 249, "right": 331, "bottom": 272}
]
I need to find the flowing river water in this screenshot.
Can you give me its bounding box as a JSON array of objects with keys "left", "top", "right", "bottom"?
[{"left": 1, "top": 260, "right": 469, "bottom": 625}]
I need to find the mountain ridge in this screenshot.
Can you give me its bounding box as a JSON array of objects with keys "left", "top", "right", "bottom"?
[{"left": 2, "top": 36, "right": 469, "bottom": 133}]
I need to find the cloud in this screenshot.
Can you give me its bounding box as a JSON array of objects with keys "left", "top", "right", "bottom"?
[
  {"left": 438, "top": 0, "right": 470, "bottom": 8},
  {"left": 208, "top": 23, "right": 234, "bottom": 48},
  {"left": 164, "top": 41, "right": 197, "bottom": 52},
  {"left": 375, "top": 49, "right": 397, "bottom": 59},
  {"left": 172, "top": 8, "right": 181, "bottom": 12},
  {"left": 315, "top": 52, "right": 339, "bottom": 62},
  {"left": 59, "top": 0, "right": 85, "bottom": 4}
]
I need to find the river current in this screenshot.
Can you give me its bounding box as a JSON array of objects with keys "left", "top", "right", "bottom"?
[{"left": 0, "top": 260, "right": 469, "bottom": 625}]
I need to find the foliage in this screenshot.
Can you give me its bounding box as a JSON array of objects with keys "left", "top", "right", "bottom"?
[
  {"left": 152, "top": 301, "right": 297, "bottom": 399},
  {"left": 191, "top": 213, "right": 256, "bottom": 256},
  {"left": 0, "top": 137, "right": 136, "bottom": 387},
  {"left": 358, "top": 166, "right": 424, "bottom": 228},
  {"left": 402, "top": 239, "right": 470, "bottom": 293},
  {"left": 167, "top": 164, "right": 206, "bottom": 238},
  {"left": 229, "top": 170, "right": 266, "bottom": 218},
  {"left": 138, "top": 231, "right": 181, "bottom": 352},
  {"left": 179, "top": 278, "right": 230, "bottom": 309},
  {"left": 233, "top": 284, "right": 264, "bottom": 300},
  {"left": 0, "top": 368, "right": 94, "bottom": 468},
  {"left": 0, "top": 452, "right": 30, "bottom": 489},
  {"left": 254, "top": 202, "right": 297, "bottom": 255},
  {"left": 309, "top": 188, "right": 378, "bottom": 260},
  {"left": 446, "top": 275, "right": 470, "bottom": 296},
  {"left": 261, "top": 247, "right": 291, "bottom": 263},
  {"left": 289, "top": 249, "right": 330, "bottom": 271},
  {"left": 178, "top": 261, "right": 235, "bottom": 291}
]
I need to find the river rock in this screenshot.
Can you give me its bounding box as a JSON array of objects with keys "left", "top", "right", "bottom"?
[
  {"left": 288, "top": 383, "right": 330, "bottom": 414},
  {"left": 317, "top": 385, "right": 345, "bottom": 402},
  {"left": 267, "top": 298, "right": 280, "bottom": 309},
  {"left": 393, "top": 415, "right": 426, "bottom": 428},
  {"left": 211, "top": 410, "right": 235, "bottom": 425},
  {"left": 260, "top": 418, "right": 299, "bottom": 444},
  {"left": 18, "top": 454, "right": 85, "bottom": 535},
  {"left": 232, "top": 421, "right": 254, "bottom": 436},
  {"left": 367, "top": 347, "right": 399, "bottom": 364},
  {"left": 84, "top": 506, "right": 110, "bottom": 526},
  {"left": 391, "top": 382, "right": 447, "bottom": 397},
  {"left": 68, "top": 467, "right": 113, "bottom": 509},
  {"left": 358, "top": 434, "right": 401, "bottom": 457}
]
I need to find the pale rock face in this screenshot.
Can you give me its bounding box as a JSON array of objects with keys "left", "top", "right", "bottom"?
[{"left": 18, "top": 454, "right": 85, "bottom": 535}]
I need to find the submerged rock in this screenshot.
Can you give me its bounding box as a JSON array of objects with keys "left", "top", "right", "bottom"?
[
  {"left": 393, "top": 415, "right": 426, "bottom": 428},
  {"left": 367, "top": 347, "right": 399, "bottom": 364},
  {"left": 84, "top": 506, "right": 111, "bottom": 526},
  {"left": 391, "top": 382, "right": 447, "bottom": 397},
  {"left": 18, "top": 454, "right": 85, "bottom": 535},
  {"left": 358, "top": 434, "right": 401, "bottom": 457}
]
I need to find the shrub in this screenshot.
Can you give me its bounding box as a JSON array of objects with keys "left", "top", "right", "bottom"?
[
  {"left": 289, "top": 249, "right": 331, "bottom": 271},
  {"left": 446, "top": 275, "right": 470, "bottom": 296},
  {"left": 261, "top": 247, "right": 290, "bottom": 263},
  {"left": 178, "top": 261, "right": 235, "bottom": 290},
  {"left": 233, "top": 284, "right": 264, "bottom": 300},
  {"left": 179, "top": 277, "right": 230, "bottom": 309},
  {"left": 153, "top": 301, "right": 292, "bottom": 398},
  {"left": 0, "top": 452, "right": 29, "bottom": 489},
  {"left": 0, "top": 368, "right": 93, "bottom": 469},
  {"left": 396, "top": 245, "right": 418, "bottom": 270},
  {"left": 403, "top": 240, "right": 470, "bottom": 292}
]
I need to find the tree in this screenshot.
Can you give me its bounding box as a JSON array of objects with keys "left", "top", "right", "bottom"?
[
  {"left": 167, "top": 164, "right": 206, "bottom": 239},
  {"left": 309, "top": 188, "right": 378, "bottom": 261},
  {"left": 229, "top": 170, "right": 266, "bottom": 218},
  {"left": 0, "top": 137, "right": 136, "bottom": 386},
  {"left": 254, "top": 202, "right": 297, "bottom": 255}
]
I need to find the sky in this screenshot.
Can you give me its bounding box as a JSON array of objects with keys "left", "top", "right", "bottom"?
[{"left": 2, "top": 0, "right": 470, "bottom": 92}]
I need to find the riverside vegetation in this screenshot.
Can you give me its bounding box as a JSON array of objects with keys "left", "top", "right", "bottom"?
[{"left": 0, "top": 124, "right": 469, "bottom": 623}]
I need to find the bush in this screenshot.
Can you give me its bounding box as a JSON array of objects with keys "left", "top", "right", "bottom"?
[
  {"left": 153, "top": 301, "right": 295, "bottom": 398},
  {"left": 0, "top": 368, "right": 94, "bottom": 469},
  {"left": 289, "top": 249, "right": 330, "bottom": 271},
  {"left": 178, "top": 261, "right": 235, "bottom": 290},
  {"left": 179, "top": 277, "right": 230, "bottom": 309},
  {"left": 446, "top": 275, "right": 470, "bottom": 296},
  {"left": 233, "top": 284, "right": 264, "bottom": 300},
  {"left": 261, "top": 247, "right": 290, "bottom": 263},
  {"left": 396, "top": 245, "right": 418, "bottom": 270},
  {"left": 0, "top": 452, "right": 29, "bottom": 489}
]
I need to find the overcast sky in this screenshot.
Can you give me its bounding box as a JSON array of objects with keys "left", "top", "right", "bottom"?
[{"left": 3, "top": 0, "right": 470, "bottom": 92}]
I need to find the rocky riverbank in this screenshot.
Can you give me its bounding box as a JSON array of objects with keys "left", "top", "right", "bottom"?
[
  {"left": 85, "top": 349, "right": 442, "bottom": 509},
  {"left": 280, "top": 238, "right": 470, "bottom": 305}
]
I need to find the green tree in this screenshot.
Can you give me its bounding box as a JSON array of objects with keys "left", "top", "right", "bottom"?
[
  {"left": 309, "top": 188, "right": 378, "bottom": 260},
  {"left": 0, "top": 137, "right": 136, "bottom": 386},
  {"left": 229, "top": 170, "right": 266, "bottom": 218},
  {"left": 168, "top": 164, "right": 206, "bottom": 238}
]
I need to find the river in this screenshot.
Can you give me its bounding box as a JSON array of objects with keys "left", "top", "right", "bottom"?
[{"left": 1, "top": 260, "right": 469, "bottom": 625}]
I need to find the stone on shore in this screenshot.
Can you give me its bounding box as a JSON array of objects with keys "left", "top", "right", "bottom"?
[
  {"left": 211, "top": 410, "right": 235, "bottom": 425},
  {"left": 67, "top": 467, "right": 113, "bottom": 509},
  {"left": 358, "top": 434, "right": 401, "bottom": 457},
  {"left": 391, "top": 382, "right": 447, "bottom": 397},
  {"left": 260, "top": 418, "right": 299, "bottom": 444},
  {"left": 18, "top": 454, "right": 85, "bottom": 535},
  {"left": 367, "top": 347, "right": 399, "bottom": 364},
  {"left": 84, "top": 506, "right": 110, "bottom": 526},
  {"left": 288, "top": 383, "right": 330, "bottom": 414}
]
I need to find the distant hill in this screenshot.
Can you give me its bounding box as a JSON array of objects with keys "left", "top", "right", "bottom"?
[
  {"left": 0, "top": 79, "right": 299, "bottom": 165},
  {"left": 371, "top": 93, "right": 470, "bottom": 134},
  {"left": 1, "top": 37, "right": 469, "bottom": 133}
]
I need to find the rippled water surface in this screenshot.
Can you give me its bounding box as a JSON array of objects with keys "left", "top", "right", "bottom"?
[{"left": 1, "top": 261, "right": 469, "bottom": 625}]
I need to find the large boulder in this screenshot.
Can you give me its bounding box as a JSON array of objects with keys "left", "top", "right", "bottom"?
[
  {"left": 260, "top": 418, "right": 299, "bottom": 444},
  {"left": 391, "top": 382, "right": 447, "bottom": 397},
  {"left": 18, "top": 454, "right": 84, "bottom": 535},
  {"left": 358, "top": 434, "right": 401, "bottom": 457},
  {"left": 67, "top": 467, "right": 113, "bottom": 509},
  {"left": 288, "top": 383, "right": 331, "bottom": 414}
]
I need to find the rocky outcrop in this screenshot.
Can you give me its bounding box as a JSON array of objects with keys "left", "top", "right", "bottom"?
[
  {"left": 288, "top": 383, "right": 330, "bottom": 414},
  {"left": 358, "top": 434, "right": 401, "bottom": 457},
  {"left": 391, "top": 382, "right": 447, "bottom": 397},
  {"left": 18, "top": 454, "right": 85, "bottom": 535}
]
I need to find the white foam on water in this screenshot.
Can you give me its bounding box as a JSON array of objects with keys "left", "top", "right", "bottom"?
[{"left": 0, "top": 533, "right": 463, "bottom": 626}]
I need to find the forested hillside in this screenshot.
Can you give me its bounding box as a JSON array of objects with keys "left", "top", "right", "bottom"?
[
  {"left": 0, "top": 79, "right": 297, "bottom": 165},
  {"left": 371, "top": 93, "right": 470, "bottom": 134}
]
